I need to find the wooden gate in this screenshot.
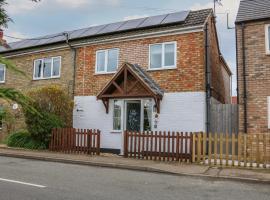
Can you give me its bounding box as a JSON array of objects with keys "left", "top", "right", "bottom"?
[
  {"left": 49, "top": 128, "right": 100, "bottom": 155},
  {"left": 124, "top": 131, "right": 193, "bottom": 162},
  {"left": 210, "top": 104, "right": 238, "bottom": 134}
]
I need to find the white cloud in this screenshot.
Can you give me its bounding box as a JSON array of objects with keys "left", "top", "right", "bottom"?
[
  {"left": 123, "top": 14, "right": 148, "bottom": 21},
  {"left": 6, "top": 0, "right": 121, "bottom": 14},
  {"left": 6, "top": 0, "right": 43, "bottom": 15},
  {"left": 55, "top": 0, "right": 90, "bottom": 8}
]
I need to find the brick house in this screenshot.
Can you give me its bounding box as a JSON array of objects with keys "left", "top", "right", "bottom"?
[
  {"left": 0, "top": 9, "right": 231, "bottom": 153},
  {"left": 236, "top": 0, "right": 270, "bottom": 134}
]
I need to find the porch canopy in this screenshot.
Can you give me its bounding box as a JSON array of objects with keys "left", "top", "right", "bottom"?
[{"left": 97, "top": 62, "right": 164, "bottom": 113}]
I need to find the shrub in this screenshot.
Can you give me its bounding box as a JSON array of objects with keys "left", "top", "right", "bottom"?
[
  {"left": 27, "top": 85, "right": 73, "bottom": 126},
  {"left": 23, "top": 85, "right": 72, "bottom": 147},
  {"left": 24, "top": 111, "right": 64, "bottom": 146},
  {"left": 6, "top": 130, "right": 47, "bottom": 150}
]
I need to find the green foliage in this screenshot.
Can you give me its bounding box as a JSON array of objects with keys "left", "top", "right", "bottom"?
[
  {"left": 28, "top": 85, "right": 73, "bottom": 127},
  {"left": 24, "top": 111, "right": 63, "bottom": 146},
  {"left": 0, "top": 106, "right": 15, "bottom": 134},
  {"left": 23, "top": 85, "right": 72, "bottom": 146},
  {"left": 0, "top": 88, "right": 38, "bottom": 115},
  {"left": 6, "top": 130, "right": 47, "bottom": 150}
]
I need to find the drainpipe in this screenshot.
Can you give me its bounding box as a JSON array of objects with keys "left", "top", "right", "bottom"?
[
  {"left": 240, "top": 24, "right": 248, "bottom": 133},
  {"left": 63, "top": 32, "right": 77, "bottom": 97},
  {"left": 204, "top": 22, "right": 211, "bottom": 134}
]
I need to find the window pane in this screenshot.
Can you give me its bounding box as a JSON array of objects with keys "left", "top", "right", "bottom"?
[
  {"left": 52, "top": 57, "right": 61, "bottom": 77},
  {"left": 164, "top": 43, "right": 175, "bottom": 66},
  {"left": 34, "top": 60, "right": 42, "bottom": 78},
  {"left": 96, "top": 51, "right": 105, "bottom": 72},
  {"left": 43, "top": 58, "right": 52, "bottom": 78},
  {"left": 0, "top": 64, "right": 5, "bottom": 82},
  {"left": 143, "top": 100, "right": 152, "bottom": 131},
  {"left": 107, "top": 49, "right": 118, "bottom": 72},
  {"left": 150, "top": 44, "right": 162, "bottom": 68},
  {"left": 113, "top": 100, "right": 121, "bottom": 130}
]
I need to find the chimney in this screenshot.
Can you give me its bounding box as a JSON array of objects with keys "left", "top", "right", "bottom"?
[{"left": 0, "top": 29, "right": 9, "bottom": 48}]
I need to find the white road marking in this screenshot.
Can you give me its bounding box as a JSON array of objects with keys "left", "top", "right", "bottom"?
[{"left": 0, "top": 178, "right": 46, "bottom": 188}]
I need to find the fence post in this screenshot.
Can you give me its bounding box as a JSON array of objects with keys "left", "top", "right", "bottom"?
[
  {"left": 192, "top": 133, "right": 196, "bottom": 163},
  {"left": 97, "top": 130, "right": 101, "bottom": 155},
  {"left": 124, "top": 131, "right": 128, "bottom": 158}
]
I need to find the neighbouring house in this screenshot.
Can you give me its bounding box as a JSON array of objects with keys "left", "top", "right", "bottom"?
[
  {"left": 0, "top": 8, "right": 231, "bottom": 153},
  {"left": 0, "top": 30, "right": 75, "bottom": 138},
  {"left": 236, "top": 0, "right": 270, "bottom": 133}
]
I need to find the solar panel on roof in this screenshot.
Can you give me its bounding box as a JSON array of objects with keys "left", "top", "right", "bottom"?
[
  {"left": 69, "top": 28, "right": 89, "bottom": 39},
  {"left": 161, "top": 11, "right": 189, "bottom": 24},
  {"left": 138, "top": 14, "right": 168, "bottom": 28},
  {"left": 117, "top": 18, "right": 147, "bottom": 31},
  {"left": 77, "top": 25, "right": 107, "bottom": 38},
  {"left": 47, "top": 35, "right": 66, "bottom": 44},
  {"left": 98, "top": 21, "right": 126, "bottom": 34}
]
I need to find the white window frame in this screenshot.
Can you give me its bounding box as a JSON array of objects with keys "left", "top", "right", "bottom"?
[
  {"left": 112, "top": 100, "right": 124, "bottom": 132},
  {"left": 95, "top": 48, "right": 119, "bottom": 74},
  {"left": 148, "top": 41, "right": 177, "bottom": 70},
  {"left": 268, "top": 96, "right": 270, "bottom": 129},
  {"left": 33, "top": 56, "right": 61, "bottom": 80},
  {"left": 265, "top": 24, "right": 270, "bottom": 55},
  {"left": 0, "top": 64, "right": 6, "bottom": 84}
]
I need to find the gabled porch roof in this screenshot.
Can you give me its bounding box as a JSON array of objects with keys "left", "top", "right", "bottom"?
[{"left": 97, "top": 62, "right": 164, "bottom": 113}]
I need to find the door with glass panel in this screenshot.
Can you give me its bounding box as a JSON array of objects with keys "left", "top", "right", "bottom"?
[{"left": 125, "top": 100, "right": 141, "bottom": 132}]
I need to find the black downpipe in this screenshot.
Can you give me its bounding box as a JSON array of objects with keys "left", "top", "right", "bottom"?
[
  {"left": 241, "top": 24, "right": 248, "bottom": 133},
  {"left": 205, "top": 22, "right": 211, "bottom": 134}
]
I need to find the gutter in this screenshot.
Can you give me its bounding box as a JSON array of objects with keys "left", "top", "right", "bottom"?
[{"left": 241, "top": 23, "right": 248, "bottom": 133}]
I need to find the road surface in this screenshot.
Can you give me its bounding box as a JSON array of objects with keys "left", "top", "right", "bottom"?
[{"left": 0, "top": 156, "right": 269, "bottom": 200}]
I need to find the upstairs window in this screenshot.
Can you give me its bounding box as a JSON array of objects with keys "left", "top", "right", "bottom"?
[
  {"left": 96, "top": 49, "right": 119, "bottom": 73},
  {"left": 0, "top": 63, "right": 6, "bottom": 83},
  {"left": 33, "top": 56, "right": 61, "bottom": 80},
  {"left": 265, "top": 24, "right": 270, "bottom": 54},
  {"left": 149, "top": 42, "right": 177, "bottom": 70}
]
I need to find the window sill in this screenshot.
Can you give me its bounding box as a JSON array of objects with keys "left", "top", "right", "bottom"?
[
  {"left": 94, "top": 72, "right": 116, "bottom": 75},
  {"left": 33, "top": 76, "right": 60, "bottom": 81},
  {"left": 0, "top": 82, "right": 5, "bottom": 84},
  {"left": 147, "top": 67, "right": 177, "bottom": 72}
]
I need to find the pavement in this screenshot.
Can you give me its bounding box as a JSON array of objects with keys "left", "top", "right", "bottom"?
[
  {"left": 0, "top": 156, "right": 270, "bottom": 200},
  {"left": 0, "top": 145, "right": 269, "bottom": 184}
]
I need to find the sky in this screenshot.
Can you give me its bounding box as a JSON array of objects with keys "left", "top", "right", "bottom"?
[{"left": 3, "top": 0, "right": 241, "bottom": 95}]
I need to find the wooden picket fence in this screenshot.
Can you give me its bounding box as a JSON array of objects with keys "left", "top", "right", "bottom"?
[
  {"left": 124, "top": 131, "right": 193, "bottom": 162},
  {"left": 49, "top": 128, "right": 100, "bottom": 155},
  {"left": 192, "top": 132, "right": 270, "bottom": 168}
]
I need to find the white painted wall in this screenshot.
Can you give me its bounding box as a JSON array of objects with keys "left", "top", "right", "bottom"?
[{"left": 73, "top": 92, "right": 206, "bottom": 150}]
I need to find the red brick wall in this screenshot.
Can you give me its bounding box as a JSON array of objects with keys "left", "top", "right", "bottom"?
[
  {"left": 75, "top": 32, "right": 206, "bottom": 96},
  {"left": 236, "top": 20, "right": 270, "bottom": 133},
  {"left": 208, "top": 17, "right": 231, "bottom": 104}
]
